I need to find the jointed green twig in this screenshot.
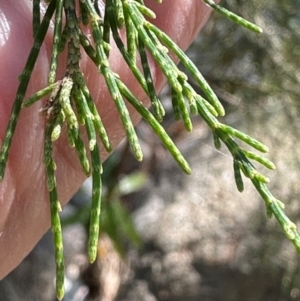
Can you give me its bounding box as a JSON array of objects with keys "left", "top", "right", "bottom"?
[
  {"left": 203, "top": 0, "right": 263, "bottom": 33},
  {"left": 32, "top": 0, "right": 40, "bottom": 39},
  {"left": 138, "top": 37, "right": 165, "bottom": 121},
  {"left": 117, "top": 78, "right": 192, "bottom": 175},
  {"left": 44, "top": 122, "right": 65, "bottom": 300},
  {"left": 48, "top": 0, "right": 64, "bottom": 84},
  {"left": 145, "top": 21, "right": 225, "bottom": 116},
  {"left": 88, "top": 144, "right": 102, "bottom": 262},
  {"left": 85, "top": 0, "right": 143, "bottom": 161}
]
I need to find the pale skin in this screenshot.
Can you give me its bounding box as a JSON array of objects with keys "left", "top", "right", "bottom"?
[{"left": 0, "top": 0, "right": 218, "bottom": 279}]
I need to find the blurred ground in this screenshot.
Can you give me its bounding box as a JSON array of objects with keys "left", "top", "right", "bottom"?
[{"left": 1, "top": 1, "right": 300, "bottom": 301}]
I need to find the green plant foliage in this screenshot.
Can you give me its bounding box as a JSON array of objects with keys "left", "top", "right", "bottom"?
[{"left": 0, "top": 0, "right": 299, "bottom": 299}]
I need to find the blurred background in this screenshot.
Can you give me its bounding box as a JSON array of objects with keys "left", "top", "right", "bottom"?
[{"left": 1, "top": 1, "right": 300, "bottom": 300}]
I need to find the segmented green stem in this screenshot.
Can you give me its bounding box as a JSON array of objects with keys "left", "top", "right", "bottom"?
[
  {"left": 233, "top": 159, "right": 244, "bottom": 192},
  {"left": 145, "top": 26, "right": 189, "bottom": 85},
  {"left": 48, "top": 0, "right": 64, "bottom": 84},
  {"left": 78, "top": 29, "right": 99, "bottom": 64},
  {"left": 49, "top": 184, "right": 65, "bottom": 301},
  {"left": 117, "top": 78, "right": 192, "bottom": 174},
  {"left": 0, "top": 1, "right": 56, "bottom": 181},
  {"left": 115, "top": 0, "right": 125, "bottom": 28},
  {"left": 85, "top": 2, "right": 143, "bottom": 161},
  {"left": 58, "top": 77, "right": 77, "bottom": 129},
  {"left": 44, "top": 122, "right": 65, "bottom": 300},
  {"left": 196, "top": 98, "right": 269, "bottom": 186},
  {"left": 67, "top": 124, "right": 75, "bottom": 148},
  {"left": 71, "top": 84, "right": 103, "bottom": 262},
  {"left": 220, "top": 124, "right": 269, "bottom": 153},
  {"left": 69, "top": 125, "right": 91, "bottom": 175},
  {"left": 58, "top": 25, "right": 68, "bottom": 53},
  {"left": 51, "top": 111, "right": 65, "bottom": 142},
  {"left": 124, "top": 1, "right": 183, "bottom": 93},
  {"left": 32, "top": 0, "right": 40, "bottom": 39},
  {"left": 108, "top": 5, "right": 150, "bottom": 98},
  {"left": 102, "top": 0, "right": 111, "bottom": 57},
  {"left": 75, "top": 73, "right": 112, "bottom": 152},
  {"left": 88, "top": 144, "right": 102, "bottom": 262},
  {"left": 216, "top": 128, "right": 270, "bottom": 184},
  {"left": 124, "top": 7, "right": 137, "bottom": 59},
  {"left": 65, "top": 0, "right": 81, "bottom": 73},
  {"left": 103, "top": 66, "right": 143, "bottom": 161},
  {"left": 213, "top": 131, "right": 221, "bottom": 149},
  {"left": 242, "top": 149, "right": 276, "bottom": 170},
  {"left": 174, "top": 89, "right": 193, "bottom": 132},
  {"left": 171, "top": 88, "right": 181, "bottom": 121},
  {"left": 138, "top": 37, "right": 165, "bottom": 121},
  {"left": 72, "top": 85, "right": 97, "bottom": 151},
  {"left": 203, "top": 0, "right": 263, "bottom": 33},
  {"left": 134, "top": 0, "right": 156, "bottom": 18},
  {"left": 196, "top": 95, "right": 219, "bottom": 128},
  {"left": 145, "top": 21, "right": 225, "bottom": 116},
  {"left": 180, "top": 81, "right": 198, "bottom": 116},
  {"left": 252, "top": 179, "right": 300, "bottom": 252},
  {"left": 22, "top": 82, "right": 59, "bottom": 108},
  {"left": 80, "top": 0, "right": 90, "bottom": 26}
]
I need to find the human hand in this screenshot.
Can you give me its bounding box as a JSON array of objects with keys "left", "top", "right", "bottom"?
[{"left": 0, "top": 0, "right": 216, "bottom": 278}]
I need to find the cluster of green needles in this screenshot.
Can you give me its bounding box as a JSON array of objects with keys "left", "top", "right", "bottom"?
[{"left": 0, "top": 0, "right": 299, "bottom": 299}]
